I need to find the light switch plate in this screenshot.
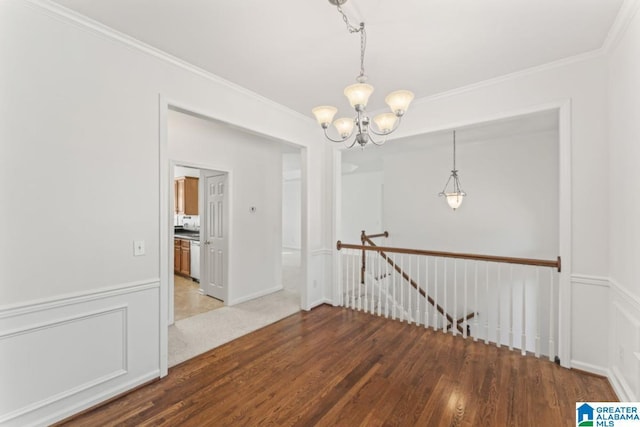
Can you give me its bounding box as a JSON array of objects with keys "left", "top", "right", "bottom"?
[{"left": 133, "top": 240, "right": 145, "bottom": 256}]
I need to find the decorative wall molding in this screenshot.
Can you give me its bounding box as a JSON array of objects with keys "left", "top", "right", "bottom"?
[
  {"left": 22, "top": 0, "right": 312, "bottom": 124},
  {"left": 311, "top": 248, "right": 333, "bottom": 257},
  {"left": 0, "top": 281, "right": 160, "bottom": 426},
  {"left": 0, "top": 278, "right": 159, "bottom": 319},
  {"left": 0, "top": 307, "right": 128, "bottom": 424},
  {"left": 570, "top": 274, "right": 611, "bottom": 288},
  {"left": 610, "top": 277, "right": 640, "bottom": 310}
]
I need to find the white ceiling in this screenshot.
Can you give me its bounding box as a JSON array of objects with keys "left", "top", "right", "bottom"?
[{"left": 52, "top": 0, "right": 623, "bottom": 119}]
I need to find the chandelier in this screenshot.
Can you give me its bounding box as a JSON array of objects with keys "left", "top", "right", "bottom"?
[
  {"left": 311, "top": 0, "right": 414, "bottom": 149},
  {"left": 439, "top": 130, "right": 466, "bottom": 210}
]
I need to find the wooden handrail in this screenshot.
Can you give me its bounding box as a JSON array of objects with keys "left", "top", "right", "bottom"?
[
  {"left": 364, "top": 231, "right": 389, "bottom": 239},
  {"left": 337, "top": 241, "right": 561, "bottom": 272},
  {"left": 362, "top": 235, "right": 465, "bottom": 334}
]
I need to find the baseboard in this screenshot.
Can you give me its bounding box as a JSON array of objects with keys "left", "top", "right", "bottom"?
[
  {"left": 307, "top": 298, "right": 333, "bottom": 310},
  {"left": 228, "top": 285, "right": 284, "bottom": 306},
  {"left": 44, "top": 371, "right": 159, "bottom": 427},
  {"left": 571, "top": 360, "right": 609, "bottom": 377},
  {"left": 609, "top": 367, "right": 637, "bottom": 401}
]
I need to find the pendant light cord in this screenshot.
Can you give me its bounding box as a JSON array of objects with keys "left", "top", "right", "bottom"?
[
  {"left": 453, "top": 130, "right": 457, "bottom": 171},
  {"left": 336, "top": 4, "right": 367, "bottom": 80}
]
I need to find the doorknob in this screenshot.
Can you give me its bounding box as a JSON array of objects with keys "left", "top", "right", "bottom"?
[{"left": 204, "top": 241, "right": 211, "bottom": 245}]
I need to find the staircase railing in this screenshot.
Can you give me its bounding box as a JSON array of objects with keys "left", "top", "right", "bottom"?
[
  {"left": 360, "top": 231, "right": 467, "bottom": 333},
  {"left": 336, "top": 231, "right": 562, "bottom": 360}
]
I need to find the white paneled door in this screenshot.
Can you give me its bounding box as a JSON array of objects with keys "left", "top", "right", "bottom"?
[{"left": 203, "top": 172, "right": 227, "bottom": 301}]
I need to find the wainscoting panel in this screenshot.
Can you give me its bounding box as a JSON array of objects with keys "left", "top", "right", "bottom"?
[
  {"left": 610, "top": 280, "right": 640, "bottom": 401},
  {"left": 570, "top": 275, "right": 610, "bottom": 375},
  {"left": 0, "top": 280, "right": 160, "bottom": 426}
]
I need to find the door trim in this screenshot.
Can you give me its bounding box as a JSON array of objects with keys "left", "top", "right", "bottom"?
[{"left": 159, "top": 95, "right": 311, "bottom": 377}]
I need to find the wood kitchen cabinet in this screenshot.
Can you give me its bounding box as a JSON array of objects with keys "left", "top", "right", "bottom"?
[
  {"left": 174, "top": 238, "right": 190, "bottom": 276},
  {"left": 175, "top": 176, "right": 199, "bottom": 215}
]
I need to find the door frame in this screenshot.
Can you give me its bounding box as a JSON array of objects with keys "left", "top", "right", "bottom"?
[
  {"left": 159, "top": 96, "right": 310, "bottom": 377},
  {"left": 168, "top": 162, "right": 231, "bottom": 325}
]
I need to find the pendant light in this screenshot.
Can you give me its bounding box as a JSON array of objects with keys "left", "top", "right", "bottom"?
[{"left": 439, "top": 130, "right": 466, "bottom": 210}]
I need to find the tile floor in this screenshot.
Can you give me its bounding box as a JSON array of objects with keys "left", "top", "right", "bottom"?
[{"left": 174, "top": 275, "right": 224, "bottom": 321}]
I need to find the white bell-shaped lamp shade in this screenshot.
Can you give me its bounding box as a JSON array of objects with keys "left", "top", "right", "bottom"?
[
  {"left": 373, "top": 113, "right": 398, "bottom": 133},
  {"left": 312, "top": 106, "right": 338, "bottom": 127},
  {"left": 445, "top": 192, "right": 465, "bottom": 210},
  {"left": 333, "top": 117, "right": 354, "bottom": 138},
  {"left": 385, "top": 90, "right": 415, "bottom": 115},
  {"left": 344, "top": 83, "right": 374, "bottom": 108}
]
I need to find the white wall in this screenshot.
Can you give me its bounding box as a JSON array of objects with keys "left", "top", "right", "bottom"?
[
  {"left": 0, "top": 1, "right": 326, "bottom": 424},
  {"left": 168, "top": 109, "right": 283, "bottom": 304},
  {"left": 282, "top": 179, "right": 301, "bottom": 249},
  {"left": 341, "top": 171, "right": 384, "bottom": 244},
  {"left": 607, "top": 3, "right": 640, "bottom": 401},
  {"left": 383, "top": 131, "right": 558, "bottom": 259}
]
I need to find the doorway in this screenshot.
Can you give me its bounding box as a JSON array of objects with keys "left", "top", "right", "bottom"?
[{"left": 172, "top": 164, "right": 227, "bottom": 322}]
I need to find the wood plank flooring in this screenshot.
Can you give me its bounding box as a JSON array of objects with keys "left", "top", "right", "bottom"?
[{"left": 59, "top": 305, "right": 617, "bottom": 426}]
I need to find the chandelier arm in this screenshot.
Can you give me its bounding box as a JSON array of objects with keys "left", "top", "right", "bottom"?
[
  {"left": 344, "top": 137, "right": 359, "bottom": 149},
  {"left": 368, "top": 134, "right": 386, "bottom": 146},
  {"left": 369, "top": 116, "right": 402, "bottom": 136},
  {"left": 323, "top": 127, "right": 351, "bottom": 143}
]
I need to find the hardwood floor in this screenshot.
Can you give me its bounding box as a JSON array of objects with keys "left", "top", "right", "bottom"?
[{"left": 59, "top": 305, "right": 617, "bottom": 426}]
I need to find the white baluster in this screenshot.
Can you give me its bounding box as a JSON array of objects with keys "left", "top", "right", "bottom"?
[
  {"left": 484, "top": 262, "right": 489, "bottom": 345},
  {"left": 443, "top": 258, "right": 448, "bottom": 334},
  {"left": 548, "top": 269, "right": 555, "bottom": 362},
  {"left": 384, "top": 254, "right": 389, "bottom": 318},
  {"left": 408, "top": 256, "right": 412, "bottom": 324},
  {"left": 433, "top": 258, "right": 439, "bottom": 330},
  {"left": 496, "top": 264, "right": 501, "bottom": 347},
  {"left": 521, "top": 265, "right": 526, "bottom": 356},
  {"left": 415, "top": 255, "right": 420, "bottom": 325},
  {"left": 453, "top": 259, "right": 458, "bottom": 336},
  {"left": 424, "top": 257, "right": 429, "bottom": 329},
  {"left": 400, "top": 255, "right": 405, "bottom": 322},
  {"left": 352, "top": 250, "right": 357, "bottom": 310},
  {"left": 392, "top": 253, "right": 397, "bottom": 320},
  {"left": 509, "top": 264, "right": 514, "bottom": 351},
  {"left": 535, "top": 268, "right": 541, "bottom": 358},
  {"left": 474, "top": 261, "right": 479, "bottom": 342},
  {"left": 463, "top": 260, "right": 468, "bottom": 339}
]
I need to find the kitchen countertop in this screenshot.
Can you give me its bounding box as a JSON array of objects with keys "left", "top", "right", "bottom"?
[{"left": 174, "top": 232, "right": 200, "bottom": 242}]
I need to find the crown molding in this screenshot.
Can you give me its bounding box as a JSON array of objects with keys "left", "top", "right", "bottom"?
[
  {"left": 21, "top": 0, "right": 314, "bottom": 125},
  {"left": 412, "top": 48, "right": 605, "bottom": 107},
  {"left": 601, "top": 0, "right": 640, "bottom": 53}
]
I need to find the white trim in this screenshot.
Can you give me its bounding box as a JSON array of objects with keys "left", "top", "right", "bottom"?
[
  {"left": 570, "top": 361, "right": 610, "bottom": 378},
  {"left": 38, "top": 371, "right": 160, "bottom": 427},
  {"left": 571, "top": 274, "right": 611, "bottom": 288},
  {"left": 311, "top": 248, "right": 333, "bottom": 257},
  {"left": 411, "top": 52, "right": 603, "bottom": 108},
  {"left": 308, "top": 298, "right": 333, "bottom": 310},
  {"left": 0, "top": 279, "right": 159, "bottom": 318},
  {"left": 610, "top": 366, "right": 638, "bottom": 401},
  {"left": 557, "top": 99, "right": 572, "bottom": 369},
  {"left": 227, "top": 285, "right": 284, "bottom": 306},
  {"left": 21, "top": 0, "right": 312, "bottom": 125},
  {"left": 610, "top": 277, "right": 640, "bottom": 309},
  {"left": 0, "top": 306, "right": 129, "bottom": 424},
  {"left": 602, "top": 0, "right": 640, "bottom": 53}
]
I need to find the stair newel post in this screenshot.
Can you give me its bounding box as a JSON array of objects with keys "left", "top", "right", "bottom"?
[{"left": 361, "top": 230, "right": 366, "bottom": 284}]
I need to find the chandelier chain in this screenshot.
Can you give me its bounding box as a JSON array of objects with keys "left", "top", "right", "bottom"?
[{"left": 336, "top": 4, "right": 367, "bottom": 79}]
